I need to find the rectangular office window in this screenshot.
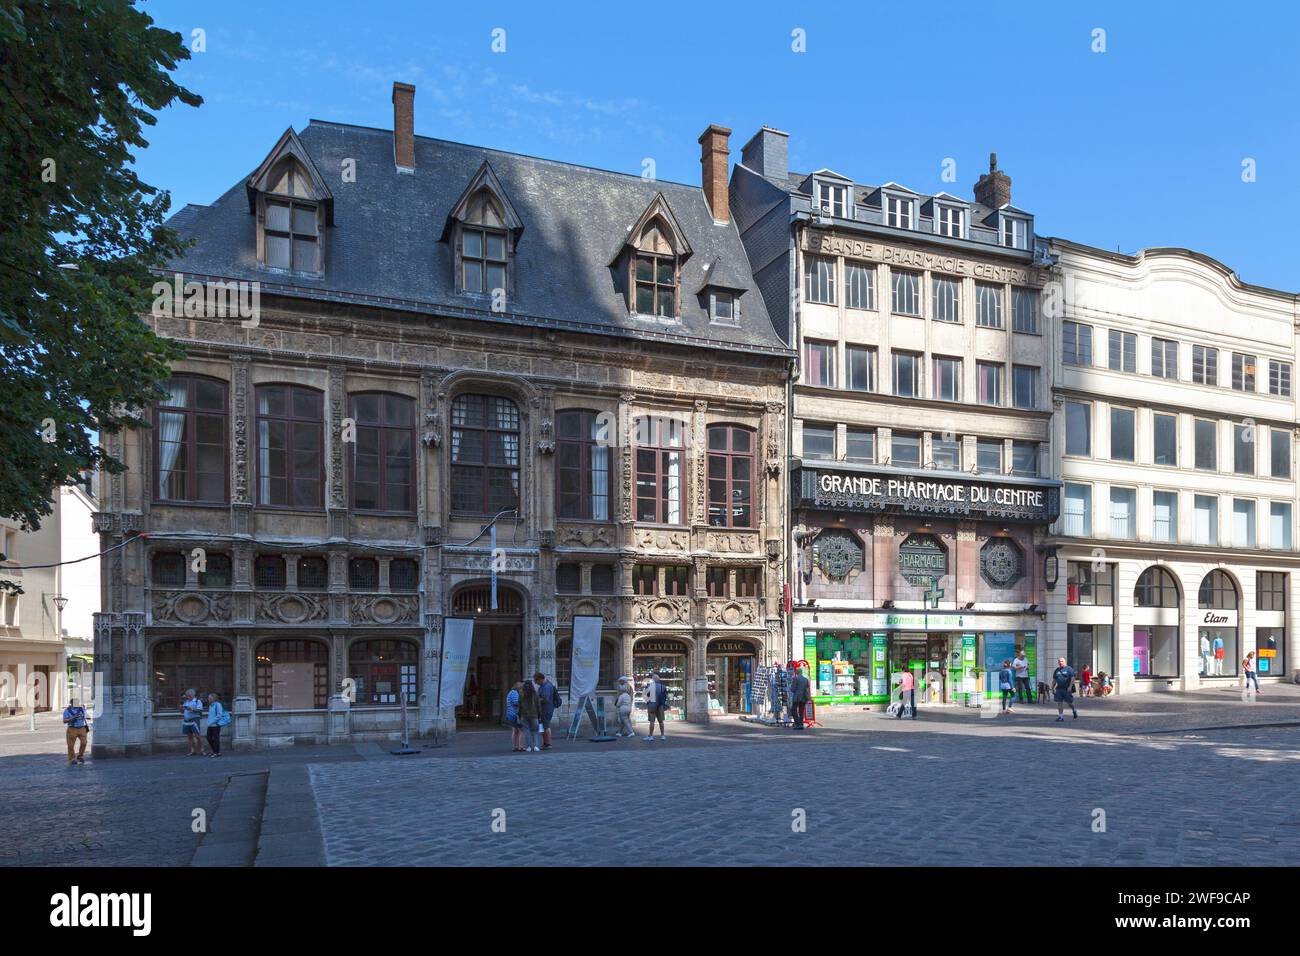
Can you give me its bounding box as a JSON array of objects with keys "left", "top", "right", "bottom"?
[
  {"left": 1110, "top": 407, "right": 1135, "bottom": 462},
  {"left": 1153, "top": 413, "right": 1177, "bottom": 466},
  {"left": 804, "top": 256, "right": 836, "bottom": 305},
  {"left": 804, "top": 341, "right": 835, "bottom": 388},
  {"left": 932, "top": 277, "right": 960, "bottom": 323},
  {"left": 1233, "top": 499, "right": 1257, "bottom": 548},
  {"left": 1063, "top": 321, "right": 1092, "bottom": 366},
  {"left": 975, "top": 439, "right": 1003, "bottom": 474},
  {"left": 1066, "top": 401, "right": 1091, "bottom": 457},
  {"left": 803, "top": 424, "right": 835, "bottom": 459},
  {"left": 1151, "top": 338, "right": 1178, "bottom": 379},
  {"left": 1270, "top": 359, "right": 1292, "bottom": 397},
  {"left": 1194, "top": 419, "right": 1217, "bottom": 470},
  {"left": 845, "top": 429, "right": 875, "bottom": 463},
  {"left": 891, "top": 432, "right": 921, "bottom": 468},
  {"left": 932, "top": 356, "right": 961, "bottom": 402},
  {"left": 846, "top": 346, "right": 877, "bottom": 392},
  {"left": 976, "top": 362, "right": 1003, "bottom": 406},
  {"left": 1272, "top": 428, "right": 1291, "bottom": 478},
  {"left": 1012, "top": 288, "right": 1038, "bottom": 333},
  {"left": 1063, "top": 483, "right": 1092, "bottom": 537},
  {"left": 891, "top": 269, "right": 921, "bottom": 316},
  {"left": 975, "top": 283, "right": 1003, "bottom": 328},
  {"left": 1108, "top": 330, "right": 1136, "bottom": 372},
  {"left": 845, "top": 262, "right": 875, "bottom": 310},
  {"left": 892, "top": 351, "right": 920, "bottom": 398},
  {"left": 1232, "top": 352, "right": 1256, "bottom": 391},
  {"left": 1234, "top": 423, "right": 1255, "bottom": 474},
  {"left": 1192, "top": 345, "right": 1218, "bottom": 385},
  {"left": 1152, "top": 491, "right": 1178, "bottom": 543},
  {"left": 1270, "top": 503, "right": 1293, "bottom": 550},
  {"left": 931, "top": 437, "right": 960, "bottom": 471},
  {"left": 1194, "top": 495, "right": 1218, "bottom": 546},
  {"left": 1011, "top": 441, "right": 1037, "bottom": 476},
  {"left": 1109, "top": 487, "right": 1136, "bottom": 539},
  {"left": 1012, "top": 365, "right": 1037, "bottom": 410}
]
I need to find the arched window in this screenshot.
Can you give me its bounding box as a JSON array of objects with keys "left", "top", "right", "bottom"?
[
  {"left": 350, "top": 393, "right": 415, "bottom": 513},
  {"left": 707, "top": 425, "right": 755, "bottom": 528},
  {"left": 1134, "top": 567, "right": 1180, "bottom": 608},
  {"left": 256, "top": 384, "right": 323, "bottom": 508},
  {"left": 632, "top": 220, "right": 678, "bottom": 317},
  {"left": 348, "top": 639, "right": 418, "bottom": 705},
  {"left": 263, "top": 159, "right": 320, "bottom": 272},
  {"left": 557, "top": 410, "right": 610, "bottom": 521},
  {"left": 458, "top": 189, "right": 508, "bottom": 294},
  {"left": 555, "top": 638, "right": 619, "bottom": 690},
  {"left": 1198, "top": 570, "right": 1239, "bottom": 610},
  {"left": 154, "top": 375, "right": 228, "bottom": 503},
  {"left": 256, "top": 639, "right": 328, "bottom": 709},
  {"left": 450, "top": 394, "right": 520, "bottom": 515},
  {"left": 152, "top": 639, "right": 233, "bottom": 711},
  {"left": 634, "top": 415, "right": 685, "bottom": 525}
]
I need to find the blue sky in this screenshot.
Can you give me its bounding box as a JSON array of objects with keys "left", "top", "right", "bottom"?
[{"left": 141, "top": 0, "right": 1300, "bottom": 290}]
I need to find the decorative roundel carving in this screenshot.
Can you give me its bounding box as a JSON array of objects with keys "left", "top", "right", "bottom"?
[
  {"left": 814, "top": 530, "right": 863, "bottom": 582},
  {"left": 174, "top": 594, "right": 209, "bottom": 624},
  {"left": 371, "top": 598, "right": 401, "bottom": 625},
  {"left": 980, "top": 539, "right": 1023, "bottom": 588}
]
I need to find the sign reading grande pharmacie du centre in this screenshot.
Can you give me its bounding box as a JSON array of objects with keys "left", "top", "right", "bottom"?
[{"left": 797, "top": 465, "right": 1060, "bottom": 524}]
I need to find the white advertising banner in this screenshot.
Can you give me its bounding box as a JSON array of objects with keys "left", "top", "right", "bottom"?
[
  {"left": 439, "top": 617, "right": 475, "bottom": 710},
  {"left": 569, "top": 615, "right": 603, "bottom": 701}
]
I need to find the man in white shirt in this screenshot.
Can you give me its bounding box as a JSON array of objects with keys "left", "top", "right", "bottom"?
[{"left": 1012, "top": 649, "right": 1031, "bottom": 703}]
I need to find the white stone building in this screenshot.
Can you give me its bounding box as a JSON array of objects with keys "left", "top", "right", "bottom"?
[{"left": 1046, "top": 241, "right": 1300, "bottom": 693}]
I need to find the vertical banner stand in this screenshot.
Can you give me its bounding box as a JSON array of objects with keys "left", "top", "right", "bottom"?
[{"left": 390, "top": 689, "right": 420, "bottom": 755}]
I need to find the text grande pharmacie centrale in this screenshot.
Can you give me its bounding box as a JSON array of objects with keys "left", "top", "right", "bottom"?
[{"left": 817, "top": 474, "right": 1045, "bottom": 509}]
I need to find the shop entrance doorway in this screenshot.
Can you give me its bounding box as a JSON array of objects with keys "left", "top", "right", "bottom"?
[
  {"left": 451, "top": 584, "right": 524, "bottom": 727},
  {"left": 889, "top": 634, "right": 958, "bottom": 705}
]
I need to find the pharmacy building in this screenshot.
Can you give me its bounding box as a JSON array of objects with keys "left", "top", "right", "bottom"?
[
  {"left": 731, "top": 134, "right": 1060, "bottom": 705},
  {"left": 89, "top": 86, "right": 792, "bottom": 754}
]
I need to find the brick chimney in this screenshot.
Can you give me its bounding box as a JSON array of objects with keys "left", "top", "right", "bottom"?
[
  {"left": 698, "top": 124, "right": 732, "bottom": 223},
  {"left": 392, "top": 82, "right": 416, "bottom": 171},
  {"left": 974, "top": 152, "right": 1011, "bottom": 208}
]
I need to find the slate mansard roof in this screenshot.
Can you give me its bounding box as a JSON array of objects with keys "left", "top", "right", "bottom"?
[{"left": 163, "top": 121, "right": 791, "bottom": 356}]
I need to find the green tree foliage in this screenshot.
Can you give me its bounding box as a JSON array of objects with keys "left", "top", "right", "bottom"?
[{"left": 0, "top": 0, "right": 201, "bottom": 539}]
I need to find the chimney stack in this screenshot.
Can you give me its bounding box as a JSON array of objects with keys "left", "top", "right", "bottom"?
[
  {"left": 740, "top": 126, "right": 789, "bottom": 184},
  {"left": 974, "top": 152, "right": 1011, "bottom": 208},
  {"left": 698, "top": 124, "right": 732, "bottom": 223},
  {"left": 392, "top": 82, "right": 416, "bottom": 172}
]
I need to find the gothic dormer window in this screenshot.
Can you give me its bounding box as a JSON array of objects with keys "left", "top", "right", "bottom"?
[
  {"left": 616, "top": 193, "right": 692, "bottom": 320},
  {"left": 246, "top": 128, "right": 332, "bottom": 275},
  {"left": 442, "top": 161, "right": 524, "bottom": 302}
]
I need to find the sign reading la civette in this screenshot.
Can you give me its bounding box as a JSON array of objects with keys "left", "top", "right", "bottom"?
[{"left": 798, "top": 466, "right": 1060, "bottom": 524}]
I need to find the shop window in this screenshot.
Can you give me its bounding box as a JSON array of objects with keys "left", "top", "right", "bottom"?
[
  {"left": 664, "top": 565, "right": 691, "bottom": 596},
  {"left": 348, "top": 639, "right": 418, "bottom": 705},
  {"left": 1067, "top": 562, "right": 1113, "bottom": 606},
  {"left": 254, "top": 555, "right": 286, "bottom": 589},
  {"left": 1134, "top": 566, "right": 1179, "bottom": 608},
  {"left": 297, "top": 556, "right": 329, "bottom": 590},
  {"left": 151, "top": 552, "right": 186, "bottom": 588},
  {"left": 255, "top": 640, "right": 328, "bottom": 709},
  {"left": 151, "top": 640, "right": 234, "bottom": 713},
  {"left": 590, "top": 564, "right": 615, "bottom": 593},
  {"left": 557, "top": 563, "right": 581, "bottom": 593},
  {"left": 1256, "top": 627, "right": 1286, "bottom": 677},
  {"left": 450, "top": 394, "right": 520, "bottom": 516},
  {"left": 349, "top": 557, "right": 379, "bottom": 591},
  {"left": 389, "top": 558, "right": 419, "bottom": 592},
  {"left": 1198, "top": 570, "right": 1238, "bottom": 610},
  {"left": 1068, "top": 624, "right": 1115, "bottom": 678},
  {"left": 199, "top": 554, "right": 232, "bottom": 588}
]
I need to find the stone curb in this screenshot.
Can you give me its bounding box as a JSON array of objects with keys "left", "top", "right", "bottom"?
[
  {"left": 255, "top": 764, "right": 326, "bottom": 867},
  {"left": 189, "top": 771, "right": 267, "bottom": 867}
]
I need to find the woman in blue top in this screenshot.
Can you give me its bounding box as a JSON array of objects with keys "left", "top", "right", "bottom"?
[
  {"left": 998, "top": 659, "right": 1016, "bottom": 714},
  {"left": 506, "top": 681, "right": 524, "bottom": 752}
]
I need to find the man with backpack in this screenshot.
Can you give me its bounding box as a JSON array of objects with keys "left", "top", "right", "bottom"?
[
  {"left": 533, "top": 671, "right": 561, "bottom": 750},
  {"left": 205, "top": 692, "right": 230, "bottom": 756},
  {"left": 643, "top": 673, "right": 668, "bottom": 741},
  {"left": 1052, "top": 657, "right": 1078, "bottom": 722},
  {"left": 62, "top": 698, "right": 89, "bottom": 765}
]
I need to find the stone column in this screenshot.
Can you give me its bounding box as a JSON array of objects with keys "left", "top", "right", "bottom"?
[
  {"left": 873, "top": 517, "right": 896, "bottom": 606},
  {"left": 230, "top": 353, "right": 253, "bottom": 535},
  {"left": 420, "top": 611, "right": 446, "bottom": 737},
  {"left": 121, "top": 612, "right": 148, "bottom": 753},
  {"left": 327, "top": 364, "right": 349, "bottom": 540}
]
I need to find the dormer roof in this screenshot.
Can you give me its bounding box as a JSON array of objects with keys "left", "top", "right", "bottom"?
[
  {"left": 245, "top": 127, "right": 334, "bottom": 224},
  {"left": 439, "top": 160, "right": 525, "bottom": 243}
]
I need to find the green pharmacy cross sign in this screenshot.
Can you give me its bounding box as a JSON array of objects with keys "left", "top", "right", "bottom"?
[{"left": 923, "top": 577, "right": 944, "bottom": 609}]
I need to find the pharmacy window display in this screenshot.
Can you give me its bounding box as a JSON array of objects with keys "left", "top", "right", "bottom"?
[
  {"left": 633, "top": 638, "right": 688, "bottom": 721},
  {"left": 1197, "top": 570, "right": 1240, "bottom": 677},
  {"left": 1132, "top": 566, "right": 1181, "bottom": 678}
]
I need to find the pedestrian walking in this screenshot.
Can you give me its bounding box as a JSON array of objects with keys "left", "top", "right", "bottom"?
[
  {"left": 506, "top": 681, "right": 524, "bottom": 751},
  {"left": 643, "top": 672, "right": 668, "bottom": 740},
  {"left": 62, "top": 698, "right": 89, "bottom": 766},
  {"left": 1052, "top": 657, "right": 1078, "bottom": 722},
  {"left": 533, "top": 671, "right": 561, "bottom": 749},
  {"left": 998, "top": 659, "right": 1016, "bottom": 714},
  {"left": 518, "top": 678, "right": 542, "bottom": 752},
  {"left": 181, "top": 689, "right": 206, "bottom": 755},
  {"left": 1012, "top": 647, "right": 1031, "bottom": 703},
  {"left": 896, "top": 669, "right": 916, "bottom": 719},
  {"left": 615, "top": 677, "right": 635, "bottom": 737},
  {"left": 1243, "top": 651, "right": 1261, "bottom": 695},
  {"left": 205, "top": 692, "right": 229, "bottom": 757},
  {"left": 790, "top": 666, "right": 811, "bottom": 729}
]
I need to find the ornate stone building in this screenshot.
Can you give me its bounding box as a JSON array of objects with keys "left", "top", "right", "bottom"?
[{"left": 90, "top": 87, "right": 791, "bottom": 754}]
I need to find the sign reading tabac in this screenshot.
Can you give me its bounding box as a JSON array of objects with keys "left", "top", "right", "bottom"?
[
  {"left": 804, "top": 231, "right": 1036, "bottom": 286},
  {"left": 798, "top": 466, "right": 1060, "bottom": 524}
]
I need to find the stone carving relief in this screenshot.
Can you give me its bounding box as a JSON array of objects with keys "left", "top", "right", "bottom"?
[
  {"left": 350, "top": 595, "right": 420, "bottom": 626},
  {"left": 254, "top": 592, "right": 329, "bottom": 626},
  {"left": 705, "top": 599, "right": 761, "bottom": 627},
  {"left": 557, "top": 524, "right": 615, "bottom": 549},
  {"left": 632, "top": 597, "right": 691, "bottom": 626},
  {"left": 813, "top": 529, "right": 865, "bottom": 582},
  {"left": 634, "top": 528, "right": 689, "bottom": 552},
  {"left": 706, "top": 531, "right": 758, "bottom": 553},
  {"left": 152, "top": 591, "right": 234, "bottom": 626},
  {"left": 231, "top": 356, "right": 250, "bottom": 503},
  {"left": 536, "top": 417, "right": 555, "bottom": 455},
  {"left": 558, "top": 597, "right": 619, "bottom": 625}
]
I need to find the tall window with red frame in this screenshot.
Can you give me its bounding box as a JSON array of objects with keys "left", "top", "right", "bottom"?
[
  {"left": 450, "top": 394, "right": 521, "bottom": 515},
  {"left": 155, "top": 375, "right": 228, "bottom": 503},
  {"left": 707, "top": 425, "right": 755, "bottom": 528},
  {"left": 351, "top": 393, "right": 414, "bottom": 513}
]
